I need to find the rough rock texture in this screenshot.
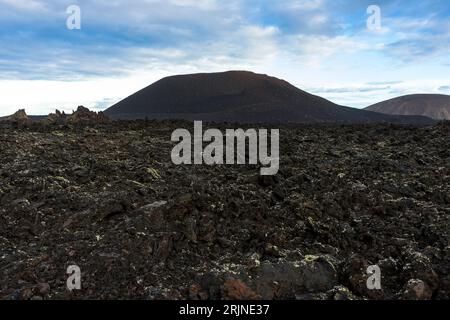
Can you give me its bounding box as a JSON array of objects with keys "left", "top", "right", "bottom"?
[
  {"left": 0, "top": 120, "right": 449, "bottom": 300},
  {"left": 67, "top": 106, "right": 110, "bottom": 125},
  {"left": 44, "top": 110, "right": 68, "bottom": 125},
  {"left": 6, "top": 109, "right": 32, "bottom": 126}
]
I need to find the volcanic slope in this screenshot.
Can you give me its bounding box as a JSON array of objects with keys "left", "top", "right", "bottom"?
[
  {"left": 365, "top": 94, "right": 450, "bottom": 121},
  {"left": 105, "top": 71, "right": 433, "bottom": 124}
]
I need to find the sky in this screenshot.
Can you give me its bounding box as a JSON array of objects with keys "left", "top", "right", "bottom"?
[{"left": 0, "top": 0, "right": 449, "bottom": 116}]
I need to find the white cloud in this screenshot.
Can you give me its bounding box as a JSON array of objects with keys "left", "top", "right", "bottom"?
[
  {"left": 279, "top": 0, "right": 323, "bottom": 11},
  {"left": 285, "top": 35, "right": 370, "bottom": 66},
  {"left": 0, "top": 0, "right": 47, "bottom": 11},
  {"left": 169, "top": 0, "right": 217, "bottom": 9}
]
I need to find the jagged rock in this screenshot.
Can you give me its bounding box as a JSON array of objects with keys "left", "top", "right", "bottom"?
[
  {"left": 403, "top": 279, "right": 433, "bottom": 300},
  {"left": 221, "top": 278, "right": 260, "bottom": 300},
  {"left": 134, "top": 201, "right": 168, "bottom": 215},
  {"left": 43, "top": 109, "right": 68, "bottom": 125},
  {"left": 196, "top": 272, "right": 223, "bottom": 300},
  {"left": 67, "top": 106, "right": 110, "bottom": 124},
  {"left": 254, "top": 256, "right": 338, "bottom": 299},
  {"left": 402, "top": 250, "right": 440, "bottom": 293},
  {"left": 6, "top": 109, "right": 31, "bottom": 126},
  {"left": 154, "top": 235, "right": 172, "bottom": 261}
]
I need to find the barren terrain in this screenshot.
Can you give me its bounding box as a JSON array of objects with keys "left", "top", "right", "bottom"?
[{"left": 0, "top": 120, "right": 449, "bottom": 300}]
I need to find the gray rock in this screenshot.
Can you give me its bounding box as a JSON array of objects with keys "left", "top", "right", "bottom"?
[
  {"left": 255, "top": 255, "right": 338, "bottom": 299},
  {"left": 136, "top": 201, "right": 168, "bottom": 214},
  {"left": 403, "top": 279, "right": 433, "bottom": 300}
]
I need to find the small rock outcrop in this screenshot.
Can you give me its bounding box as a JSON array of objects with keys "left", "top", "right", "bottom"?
[
  {"left": 67, "top": 106, "right": 110, "bottom": 124},
  {"left": 43, "top": 109, "right": 68, "bottom": 125},
  {"left": 40, "top": 106, "right": 110, "bottom": 125},
  {"left": 6, "top": 109, "right": 32, "bottom": 126}
]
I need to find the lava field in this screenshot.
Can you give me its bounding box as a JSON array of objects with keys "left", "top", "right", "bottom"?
[{"left": 0, "top": 120, "right": 449, "bottom": 300}]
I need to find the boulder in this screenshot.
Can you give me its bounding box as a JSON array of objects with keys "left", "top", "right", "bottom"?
[{"left": 6, "top": 109, "right": 31, "bottom": 126}]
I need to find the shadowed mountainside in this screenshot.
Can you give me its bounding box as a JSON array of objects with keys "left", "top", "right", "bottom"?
[
  {"left": 365, "top": 94, "right": 450, "bottom": 120},
  {"left": 105, "top": 71, "right": 434, "bottom": 124}
]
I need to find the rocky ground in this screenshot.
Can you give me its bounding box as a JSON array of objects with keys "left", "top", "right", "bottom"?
[{"left": 0, "top": 120, "right": 449, "bottom": 300}]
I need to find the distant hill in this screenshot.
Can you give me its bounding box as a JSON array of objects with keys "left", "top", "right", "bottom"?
[
  {"left": 105, "top": 71, "right": 434, "bottom": 124},
  {"left": 0, "top": 115, "right": 46, "bottom": 122},
  {"left": 365, "top": 94, "right": 450, "bottom": 120}
]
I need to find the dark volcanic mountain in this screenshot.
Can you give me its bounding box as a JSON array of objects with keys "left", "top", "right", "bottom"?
[
  {"left": 365, "top": 94, "right": 450, "bottom": 120},
  {"left": 105, "top": 71, "right": 433, "bottom": 124}
]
